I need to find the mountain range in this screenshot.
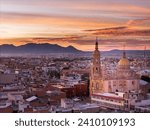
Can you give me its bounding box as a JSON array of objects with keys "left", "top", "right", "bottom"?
[
  {"left": 0, "top": 43, "right": 82, "bottom": 54},
  {"left": 0, "top": 43, "right": 149, "bottom": 56}
]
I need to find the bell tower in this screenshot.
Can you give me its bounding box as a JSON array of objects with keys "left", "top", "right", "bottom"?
[
  {"left": 91, "top": 38, "right": 102, "bottom": 78},
  {"left": 90, "top": 38, "right": 103, "bottom": 95}
]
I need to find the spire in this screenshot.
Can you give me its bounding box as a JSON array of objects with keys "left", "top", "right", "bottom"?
[
  {"left": 95, "top": 37, "right": 98, "bottom": 50},
  {"left": 123, "top": 51, "right": 126, "bottom": 58},
  {"left": 123, "top": 44, "right": 126, "bottom": 58}
]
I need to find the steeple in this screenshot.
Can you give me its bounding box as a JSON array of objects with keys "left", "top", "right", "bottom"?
[
  {"left": 123, "top": 44, "right": 126, "bottom": 58},
  {"left": 90, "top": 38, "right": 103, "bottom": 95},
  {"left": 118, "top": 44, "right": 129, "bottom": 68},
  {"left": 92, "top": 37, "right": 101, "bottom": 74},
  {"left": 123, "top": 51, "right": 126, "bottom": 58},
  {"left": 95, "top": 37, "right": 98, "bottom": 50}
]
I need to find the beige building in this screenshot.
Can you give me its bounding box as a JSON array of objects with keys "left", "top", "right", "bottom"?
[
  {"left": 103, "top": 51, "right": 140, "bottom": 93},
  {"left": 90, "top": 39, "right": 140, "bottom": 95}
]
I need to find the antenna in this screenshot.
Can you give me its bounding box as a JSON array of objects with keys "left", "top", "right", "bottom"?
[{"left": 144, "top": 46, "right": 147, "bottom": 70}]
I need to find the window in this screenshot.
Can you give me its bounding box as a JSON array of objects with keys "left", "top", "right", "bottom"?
[
  {"left": 96, "top": 67, "right": 98, "bottom": 73},
  {"left": 132, "top": 81, "right": 134, "bottom": 85},
  {"left": 123, "top": 81, "right": 126, "bottom": 86},
  {"left": 108, "top": 85, "right": 112, "bottom": 92},
  {"left": 96, "top": 83, "right": 99, "bottom": 89},
  {"left": 113, "top": 81, "right": 116, "bottom": 86}
]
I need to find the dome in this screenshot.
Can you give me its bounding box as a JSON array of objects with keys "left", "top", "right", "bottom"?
[
  {"left": 118, "top": 58, "right": 129, "bottom": 66},
  {"left": 118, "top": 51, "right": 130, "bottom": 69}
]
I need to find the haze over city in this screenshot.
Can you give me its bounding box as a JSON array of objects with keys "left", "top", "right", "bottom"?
[{"left": 0, "top": 0, "right": 150, "bottom": 51}]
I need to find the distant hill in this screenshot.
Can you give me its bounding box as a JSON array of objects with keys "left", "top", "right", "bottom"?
[
  {"left": 102, "top": 49, "right": 150, "bottom": 57},
  {"left": 0, "top": 43, "right": 82, "bottom": 54},
  {"left": 84, "top": 49, "right": 150, "bottom": 58},
  {"left": 0, "top": 43, "right": 149, "bottom": 57}
]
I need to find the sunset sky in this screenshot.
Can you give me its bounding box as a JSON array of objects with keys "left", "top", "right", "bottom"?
[{"left": 0, "top": 0, "right": 150, "bottom": 51}]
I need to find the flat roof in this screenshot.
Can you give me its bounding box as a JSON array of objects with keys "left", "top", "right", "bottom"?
[
  {"left": 92, "top": 92, "right": 124, "bottom": 100},
  {"left": 26, "top": 96, "right": 37, "bottom": 102},
  {"left": 136, "top": 99, "right": 150, "bottom": 106}
]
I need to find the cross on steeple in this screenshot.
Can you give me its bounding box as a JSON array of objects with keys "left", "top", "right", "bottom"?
[
  {"left": 123, "top": 44, "right": 126, "bottom": 58},
  {"left": 95, "top": 37, "right": 98, "bottom": 50}
]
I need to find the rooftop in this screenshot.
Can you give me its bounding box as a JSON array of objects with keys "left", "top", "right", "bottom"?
[{"left": 26, "top": 96, "right": 37, "bottom": 102}]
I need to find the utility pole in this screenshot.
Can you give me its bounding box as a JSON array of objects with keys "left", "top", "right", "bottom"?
[{"left": 144, "top": 46, "right": 147, "bottom": 70}]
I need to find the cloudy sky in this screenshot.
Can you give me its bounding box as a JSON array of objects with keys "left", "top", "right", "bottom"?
[{"left": 0, "top": 0, "right": 150, "bottom": 51}]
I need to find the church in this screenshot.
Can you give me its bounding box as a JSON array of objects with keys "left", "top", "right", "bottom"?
[
  {"left": 90, "top": 39, "right": 140, "bottom": 94},
  {"left": 90, "top": 39, "right": 141, "bottom": 109}
]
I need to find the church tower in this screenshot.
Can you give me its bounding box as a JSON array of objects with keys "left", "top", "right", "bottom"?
[{"left": 90, "top": 38, "right": 103, "bottom": 95}]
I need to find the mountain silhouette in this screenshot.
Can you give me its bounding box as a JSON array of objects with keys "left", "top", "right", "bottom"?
[{"left": 0, "top": 43, "right": 82, "bottom": 54}]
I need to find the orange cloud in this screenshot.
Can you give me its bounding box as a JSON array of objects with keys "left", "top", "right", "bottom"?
[
  {"left": 84, "top": 18, "right": 150, "bottom": 36},
  {"left": 85, "top": 27, "right": 150, "bottom": 36},
  {"left": 127, "top": 18, "right": 150, "bottom": 26}
]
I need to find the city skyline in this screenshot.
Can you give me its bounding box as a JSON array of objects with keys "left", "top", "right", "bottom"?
[{"left": 0, "top": 0, "right": 150, "bottom": 51}]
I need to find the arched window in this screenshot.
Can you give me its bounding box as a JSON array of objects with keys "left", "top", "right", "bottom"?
[
  {"left": 132, "top": 81, "right": 134, "bottom": 85},
  {"left": 96, "top": 83, "right": 99, "bottom": 89},
  {"left": 96, "top": 67, "right": 98, "bottom": 73},
  {"left": 108, "top": 85, "right": 112, "bottom": 92}
]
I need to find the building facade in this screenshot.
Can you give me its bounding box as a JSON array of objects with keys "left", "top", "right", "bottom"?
[
  {"left": 90, "top": 39, "right": 140, "bottom": 95},
  {"left": 90, "top": 39, "right": 103, "bottom": 95},
  {"left": 103, "top": 51, "right": 140, "bottom": 93},
  {"left": 90, "top": 39, "right": 141, "bottom": 110}
]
